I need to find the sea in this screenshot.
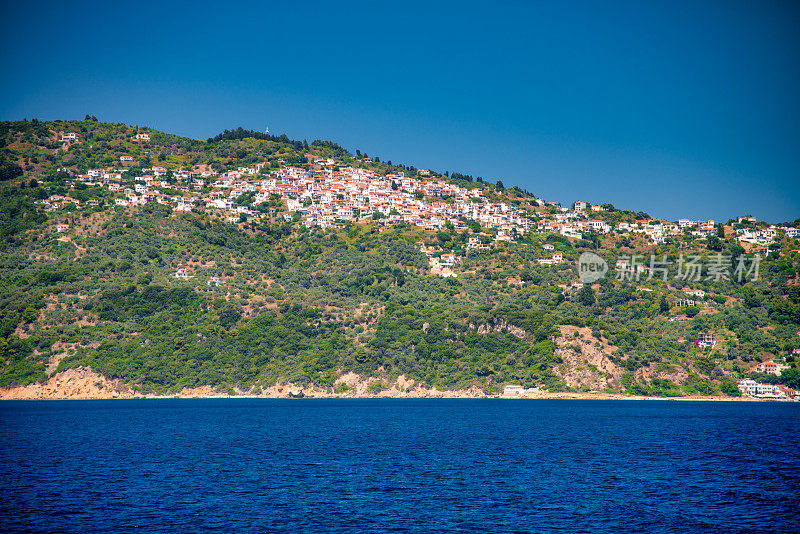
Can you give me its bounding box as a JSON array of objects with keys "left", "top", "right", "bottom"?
[{"left": 1, "top": 399, "right": 798, "bottom": 533}]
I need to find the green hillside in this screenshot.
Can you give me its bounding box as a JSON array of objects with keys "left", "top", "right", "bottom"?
[{"left": 1, "top": 117, "right": 799, "bottom": 396}]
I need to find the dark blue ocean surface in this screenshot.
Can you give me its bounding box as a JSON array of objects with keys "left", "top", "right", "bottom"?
[{"left": 1, "top": 400, "right": 798, "bottom": 533}]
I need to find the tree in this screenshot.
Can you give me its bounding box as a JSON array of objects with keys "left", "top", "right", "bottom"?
[
  {"left": 707, "top": 235, "right": 723, "bottom": 251},
  {"left": 578, "top": 285, "right": 595, "bottom": 306},
  {"left": 465, "top": 219, "right": 481, "bottom": 233},
  {"left": 0, "top": 164, "right": 23, "bottom": 181},
  {"left": 659, "top": 295, "right": 669, "bottom": 314},
  {"left": 719, "top": 378, "right": 741, "bottom": 397},
  {"left": 778, "top": 368, "right": 800, "bottom": 390},
  {"left": 496, "top": 180, "right": 504, "bottom": 191},
  {"left": 219, "top": 304, "right": 242, "bottom": 328}
]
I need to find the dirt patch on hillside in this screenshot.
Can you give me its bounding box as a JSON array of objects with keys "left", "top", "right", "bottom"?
[
  {"left": 635, "top": 362, "right": 690, "bottom": 384},
  {"left": 45, "top": 340, "right": 101, "bottom": 375},
  {"left": 0, "top": 367, "right": 138, "bottom": 400},
  {"left": 553, "top": 326, "right": 624, "bottom": 391}
]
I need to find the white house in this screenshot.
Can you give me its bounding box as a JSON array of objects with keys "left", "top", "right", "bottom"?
[
  {"left": 588, "top": 220, "right": 610, "bottom": 233},
  {"left": 757, "top": 361, "right": 789, "bottom": 376},
  {"left": 560, "top": 226, "right": 583, "bottom": 240},
  {"left": 782, "top": 227, "right": 800, "bottom": 239},
  {"left": 467, "top": 237, "right": 491, "bottom": 251},
  {"left": 696, "top": 332, "right": 715, "bottom": 348}
]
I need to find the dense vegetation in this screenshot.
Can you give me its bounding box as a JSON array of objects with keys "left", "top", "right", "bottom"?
[{"left": 1, "top": 118, "right": 799, "bottom": 395}]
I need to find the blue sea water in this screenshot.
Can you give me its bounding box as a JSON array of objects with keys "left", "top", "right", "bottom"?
[{"left": 1, "top": 399, "right": 798, "bottom": 533}]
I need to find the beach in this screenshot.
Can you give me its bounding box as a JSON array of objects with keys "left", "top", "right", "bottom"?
[{"left": 0, "top": 366, "right": 768, "bottom": 401}]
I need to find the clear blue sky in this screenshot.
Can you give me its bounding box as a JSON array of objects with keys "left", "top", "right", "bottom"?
[{"left": 1, "top": 1, "right": 798, "bottom": 223}]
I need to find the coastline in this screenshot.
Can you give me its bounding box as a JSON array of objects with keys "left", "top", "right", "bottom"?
[{"left": 0, "top": 367, "right": 776, "bottom": 402}]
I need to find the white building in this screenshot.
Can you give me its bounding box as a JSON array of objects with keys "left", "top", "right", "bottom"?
[
  {"left": 738, "top": 379, "right": 793, "bottom": 399},
  {"left": 757, "top": 361, "right": 789, "bottom": 376},
  {"left": 560, "top": 226, "right": 583, "bottom": 240}
]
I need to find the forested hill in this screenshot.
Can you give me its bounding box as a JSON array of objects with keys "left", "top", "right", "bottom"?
[{"left": 1, "top": 117, "right": 799, "bottom": 397}]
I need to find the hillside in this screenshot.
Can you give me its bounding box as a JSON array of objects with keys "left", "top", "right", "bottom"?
[{"left": 1, "top": 117, "right": 799, "bottom": 398}]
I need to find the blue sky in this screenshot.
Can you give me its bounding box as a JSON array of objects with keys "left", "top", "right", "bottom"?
[{"left": 1, "top": 1, "right": 798, "bottom": 222}]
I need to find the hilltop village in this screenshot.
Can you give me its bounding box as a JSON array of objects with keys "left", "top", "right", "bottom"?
[
  {"left": 46, "top": 132, "right": 796, "bottom": 254},
  {"left": 45, "top": 154, "right": 797, "bottom": 284}
]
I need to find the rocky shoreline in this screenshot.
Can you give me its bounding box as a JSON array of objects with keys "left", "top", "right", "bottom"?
[{"left": 0, "top": 367, "right": 763, "bottom": 402}]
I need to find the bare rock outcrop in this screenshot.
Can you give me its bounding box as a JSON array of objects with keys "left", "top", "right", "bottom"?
[
  {"left": 0, "top": 367, "right": 138, "bottom": 400},
  {"left": 553, "top": 326, "right": 624, "bottom": 391},
  {"left": 472, "top": 320, "right": 526, "bottom": 338}
]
